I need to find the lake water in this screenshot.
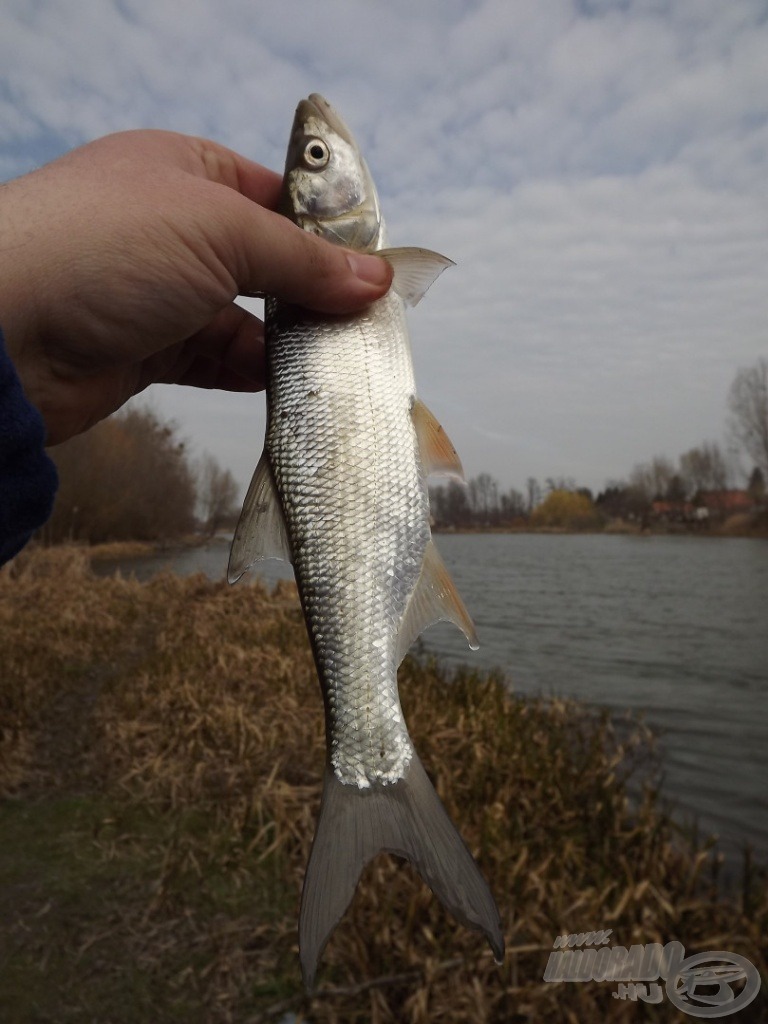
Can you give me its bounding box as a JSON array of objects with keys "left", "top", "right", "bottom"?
[{"left": 101, "top": 533, "right": 768, "bottom": 863}]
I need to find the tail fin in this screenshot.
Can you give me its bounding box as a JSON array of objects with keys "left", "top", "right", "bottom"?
[{"left": 299, "top": 755, "right": 504, "bottom": 990}]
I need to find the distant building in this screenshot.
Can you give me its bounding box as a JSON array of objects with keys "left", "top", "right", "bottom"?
[
  {"left": 697, "top": 490, "right": 755, "bottom": 515},
  {"left": 650, "top": 499, "right": 695, "bottom": 523}
]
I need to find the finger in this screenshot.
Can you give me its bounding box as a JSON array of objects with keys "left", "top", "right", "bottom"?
[
  {"left": 174, "top": 359, "right": 263, "bottom": 392},
  {"left": 184, "top": 137, "right": 394, "bottom": 312},
  {"left": 187, "top": 303, "right": 266, "bottom": 383},
  {"left": 138, "top": 305, "right": 266, "bottom": 392},
  {"left": 220, "top": 196, "right": 393, "bottom": 314}
]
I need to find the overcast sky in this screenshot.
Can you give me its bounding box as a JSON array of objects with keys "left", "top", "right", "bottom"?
[{"left": 2, "top": 0, "right": 767, "bottom": 496}]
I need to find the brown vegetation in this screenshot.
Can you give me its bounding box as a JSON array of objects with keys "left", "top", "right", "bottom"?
[
  {"left": 197, "top": 452, "right": 240, "bottom": 537},
  {"left": 40, "top": 409, "right": 241, "bottom": 546},
  {"left": 1, "top": 548, "right": 765, "bottom": 1022},
  {"left": 43, "top": 407, "right": 197, "bottom": 544}
]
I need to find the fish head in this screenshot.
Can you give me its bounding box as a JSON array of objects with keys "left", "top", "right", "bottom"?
[{"left": 280, "top": 94, "right": 384, "bottom": 252}]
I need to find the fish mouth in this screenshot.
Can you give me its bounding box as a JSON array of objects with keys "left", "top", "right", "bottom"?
[{"left": 295, "top": 94, "right": 355, "bottom": 147}]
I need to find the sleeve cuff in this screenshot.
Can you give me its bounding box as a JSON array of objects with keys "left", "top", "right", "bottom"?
[{"left": 0, "top": 328, "right": 59, "bottom": 564}]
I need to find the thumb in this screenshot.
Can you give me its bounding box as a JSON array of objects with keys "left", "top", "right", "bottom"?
[{"left": 223, "top": 196, "right": 393, "bottom": 314}]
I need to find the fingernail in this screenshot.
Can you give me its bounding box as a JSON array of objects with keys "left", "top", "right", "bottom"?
[{"left": 345, "top": 252, "right": 391, "bottom": 287}]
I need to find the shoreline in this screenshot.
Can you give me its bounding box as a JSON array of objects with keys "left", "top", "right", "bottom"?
[{"left": 433, "top": 524, "right": 768, "bottom": 538}]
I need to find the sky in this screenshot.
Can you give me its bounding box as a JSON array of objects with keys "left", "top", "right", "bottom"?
[{"left": 2, "top": 0, "right": 767, "bottom": 497}]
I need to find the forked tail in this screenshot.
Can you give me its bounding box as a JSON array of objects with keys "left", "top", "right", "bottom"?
[{"left": 299, "top": 754, "right": 505, "bottom": 989}]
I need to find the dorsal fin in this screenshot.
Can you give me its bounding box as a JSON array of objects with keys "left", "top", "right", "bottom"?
[{"left": 377, "top": 247, "right": 455, "bottom": 307}]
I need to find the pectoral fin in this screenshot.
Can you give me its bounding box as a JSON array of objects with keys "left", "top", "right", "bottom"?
[
  {"left": 412, "top": 398, "right": 464, "bottom": 480},
  {"left": 377, "top": 247, "right": 455, "bottom": 307},
  {"left": 227, "top": 452, "right": 291, "bottom": 584},
  {"left": 397, "top": 540, "right": 479, "bottom": 663}
]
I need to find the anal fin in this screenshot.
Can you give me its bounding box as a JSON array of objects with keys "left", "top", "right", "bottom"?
[
  {"left": 397, "top": 540, "right": 479, "bottom": 664},
  {"left": 227, "top": 452, "right": 291, "bottom": 584}
]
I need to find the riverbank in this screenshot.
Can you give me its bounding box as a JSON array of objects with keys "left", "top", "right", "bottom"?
[
  {"left": 22, "top": 509, "right": 768, "bottom": 570},
  {"left": 1, "top": 546, "right": 765, "bottom": 1022},
  {"left": 434, "top": 516, "right": 768, "bottom": 538}
]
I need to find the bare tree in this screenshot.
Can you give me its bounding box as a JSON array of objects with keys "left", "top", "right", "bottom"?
[
  {"left": 445, "top": 480, "right": 471, "bottom": 528},
  {"left": 747, "top": 466, "right": 765, "bottom": 501},
  {"left": 500, "top": 487, "right": 526, "bottom": 522},
  {"left": 629, "top": 456, "right": 676, "bottom": 502},
  {"left": 468, "top": 472, "right": 499, "bottom": 525},
  {"left": 728, "top": 358, "right": 768, "bottom": 478},
  {"left": 544, "top": 475, "right": 576, "bottom": 495},
  {"left": 679, "top": 442, "right": 731, "bottom": 497},
  {"left": 526, "top": 477, "right": 541, "bottom": 514},
  {"left": 197, "top": 453, "right": 240, "bottom": 536}
]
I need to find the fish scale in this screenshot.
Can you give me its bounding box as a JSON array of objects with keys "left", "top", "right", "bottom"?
[
  {"left": 267, "top": 291, "right": 424, "bottom": 788},
  {"left": 229, "top": 92, "right": 503, "bottom": 989}
]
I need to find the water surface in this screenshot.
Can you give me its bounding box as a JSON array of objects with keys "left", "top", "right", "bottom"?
[{"left": 426, "top": 534, "right": 768, "bottom": 861}]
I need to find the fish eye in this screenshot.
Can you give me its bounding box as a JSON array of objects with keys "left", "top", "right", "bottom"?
[{"left": 303, "top": 138, "right": 330, "bottom": 169}]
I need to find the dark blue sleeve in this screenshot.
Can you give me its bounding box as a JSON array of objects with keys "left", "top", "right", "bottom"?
[{"left": 0, "top": 328, "right": 59, "bottom": 564}]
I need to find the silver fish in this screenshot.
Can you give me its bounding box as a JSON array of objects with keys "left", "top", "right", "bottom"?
[{"left": 229, "top": 94, "right": 503, "bottom": 988}]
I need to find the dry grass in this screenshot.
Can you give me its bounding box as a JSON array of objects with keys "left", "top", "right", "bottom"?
[
  {"left": 1, "top": 546, "right": 765, "bottom": 1023},
  {"left": 85, "top": 540, "right": 159, "bottom": 560},
  {"left": 602, "top": 518, "right": 642, "bottom": 535}
]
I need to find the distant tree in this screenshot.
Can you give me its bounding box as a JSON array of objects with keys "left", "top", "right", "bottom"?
[
  {"left": 430, "top": 480, "right": 472, "bottom": 528},
  {"left": 679, "top": 442, "right": 730, "bottom": 498},
  {"left": 197, "top": 454, "right": 239, "bottom": 536},
  {"left": 499, "top": 487, "right": 526, "bottom": 523},
  {"left": 428, "top": 484, "right": 448, "bottom": 526},
  {"left": 596, "top": 481, "right": 648, "bottom": 520},
  {"left": 747, "top": 466, "right": 765, "bottom": 501},
  {"left": 728, "top": 357, "right": 768, "bottom": 478},
  {"left": 432, "top": 477, "right": 528, "bottom": 528},
  {"left": 666, "top": 474, "right": 687, "bottom": 503},
  {"left": 468, "top": 472, "right": 499, "bottom": 525},
  {"left": 530, "top": 489, "right": 602, "bottom": 531},
  {"left": 47, "top": 407, "right": 196, "bottom": 543},
  {"left": 545, "top": 476, "right": 576, "bottom": 495},
  {"left": 446, "top": 480, "right": 472, "bottom": 528},
  {"left": 596, "top": 484, "right": 625, "bottom": 518},
  {"left": 526, "top": 477, "right": 541, "bottom": 514},
  {"left": 629, "top": 456, "right": 675, "bottom": 503}
]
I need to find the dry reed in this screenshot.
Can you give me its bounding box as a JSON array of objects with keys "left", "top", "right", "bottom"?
[{"left": 1, "top": 546, "right": 765, "bottom": 1022}]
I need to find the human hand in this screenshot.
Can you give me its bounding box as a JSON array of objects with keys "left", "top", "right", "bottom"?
[{"left": 0, "top": 130, "right": 392, "bottom": 444}]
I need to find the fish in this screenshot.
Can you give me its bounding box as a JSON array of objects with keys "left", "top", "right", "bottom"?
[{"left": 229, "top": 93, "right": 504, "bottom": 989}]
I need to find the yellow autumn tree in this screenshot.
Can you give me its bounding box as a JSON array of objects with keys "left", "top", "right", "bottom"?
[{"left": 530, "top": 489, "right": 602, "bottom": 531}]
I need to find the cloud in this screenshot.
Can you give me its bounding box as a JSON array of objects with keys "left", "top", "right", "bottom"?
[{"left": 1, "top": 0, "right": 766, "bottom": 493}]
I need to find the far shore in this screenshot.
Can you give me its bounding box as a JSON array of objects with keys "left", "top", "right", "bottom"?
[
  {"left": 23, "top": 518, "right": 768, "bottom": 567},
  {"left": 433, "top": 521, "right": 768, "bottom": 538}
]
